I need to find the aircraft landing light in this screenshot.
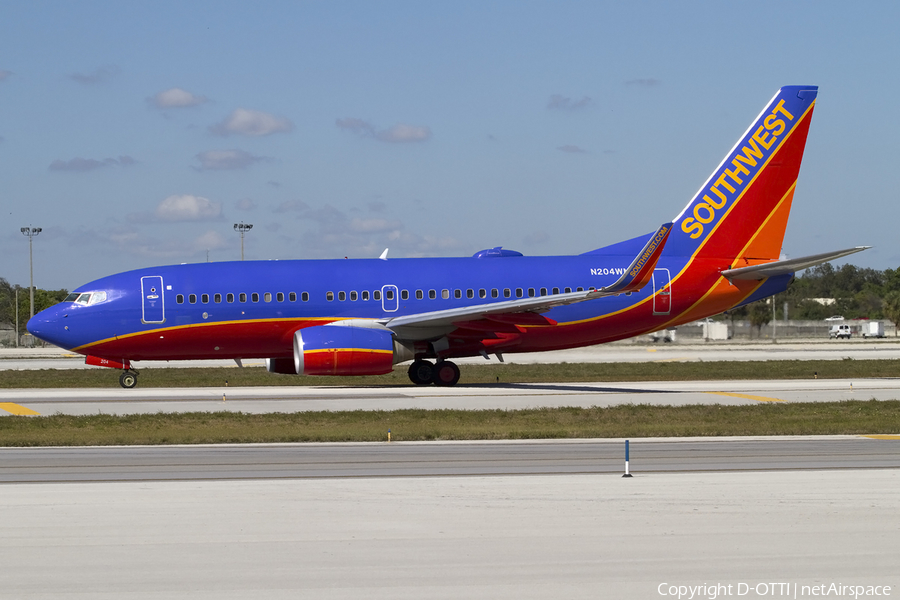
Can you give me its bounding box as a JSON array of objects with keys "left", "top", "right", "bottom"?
[
  {"left": 705, "top": 392, "right": 784, "bottom": 403},
  {"left": 0, "top": 403, "right": 40, "bottom": 416}
]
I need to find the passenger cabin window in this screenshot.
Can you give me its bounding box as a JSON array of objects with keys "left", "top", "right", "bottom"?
[
  {"left": 479, "top": 289, "right": 487, "bottom": 299},
  {"left": 552, "top": 287, "right": 559, "bottom": 295},
  {"left": 454, "top": 289, "right": 462, "bottom": 299},
  {"left": 277, "top": 292, "right": 284, "bottom": 302},
  {"left": 350, "top": 291, "right": 358, "bottom": 301},
  {"left": 467, "top": 289, "right": 474, "bottom": 299},
  {"left": 491, "top": 289, "right": 498, "bottom": 298},
  {"left": 416, "top": 290, "right": 423, "bottom": 300},
  {"left": 564, "top": 287, "right": 572, "bottom": 294},
  {"left": 239, "top": 293, "right": 247, "bottom": 302},
  {"left": 214, "top": 293, "right": 222, "bottom": 303},
  {"left": 516, "top": 288, "right": 523, "bottom": 298},
  {"left": 504, "top": 288, "right": 511, "bottom": 298},
  {"left": 528, "top": 288, "right": 535, "bottom": 297},
  {"left": 577, "top": 287, "right": 584, "bottom": 292},
  {"left": 290, "top": 292, "right": 297, "bottom": 302},
  {"left": 300, "top": 292, "right": 308, "bottom": 302},
  {"left": 264, "top": 293, "right": 271, "bottom": 302},
  {"left": 176, "top": 294, "right": 184, "bottom": 304},
  {"left": 251, "top": 293, "right": 260, "bottom": 303},
  {"left": 364, "top": 290, "right": 371, "bottom": 301},
  {"left": 428, "top": 290, "right": 436, "bottom": 300},
  {"left": 338, "top": 291, "right": 346, "bottom": 301},
  {"left": 374, "top": 290, "right": 381, "bottom": 301},
  {"left": 385, "top": 289, "right": 394, "bottom": 300},
  {"left": 327, "top": 292, "right": 334, "bottom": 301},
  {"left": 400, "top": 290, "right": 407, "bottom": 300},
  {"left": 189, "top": 294, "right": 197, "bottom": 304},
  {"left": 201, "top": 294, "right": 209, "bottom": 304},
  {"left": 227, "top": 293, "right": 235, "bottom": 303},
  {"left": 442, "top": 289, "right": 450, "bottom": 299},
  {"left": 540, "top": 288, "right": 547, "bottom": 296}
]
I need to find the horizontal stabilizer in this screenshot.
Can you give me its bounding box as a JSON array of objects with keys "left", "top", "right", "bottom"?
[{"left": 721, "top": 246, "right": 870, "bottom": 281}]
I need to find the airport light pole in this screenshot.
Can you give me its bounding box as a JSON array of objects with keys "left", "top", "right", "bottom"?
[
  {"left": 234, "top": 222, "right": 253, "bottom": 261},
  {"left": 20, "top": 226, "right": 41, "bottom": 319}
]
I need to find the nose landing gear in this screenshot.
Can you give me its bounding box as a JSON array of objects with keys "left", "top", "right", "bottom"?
[{"left": 118, "top": 370, "right": 138, "bottom": 389}]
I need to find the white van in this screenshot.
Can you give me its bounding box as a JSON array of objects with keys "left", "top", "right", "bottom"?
[{"left": 829, "top": 324, "right": 852, "bottom": 339}]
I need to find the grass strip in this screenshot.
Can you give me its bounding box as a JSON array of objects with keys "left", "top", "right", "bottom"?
[
  {"left": 2, "top": 359, "right": 900, "bottom": 388},
  {"left": 2, "top": 401, "right": 899, "bottom": 446}
]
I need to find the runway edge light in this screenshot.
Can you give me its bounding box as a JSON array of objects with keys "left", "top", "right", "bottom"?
[{"left": 623, "top": 440, "right": 633, "bottom": 478}]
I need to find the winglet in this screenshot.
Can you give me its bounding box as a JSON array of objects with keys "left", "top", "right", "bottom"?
[
  {"left": 379, "top": 248, "right": 389, "bottom": 260},
  {"left": 599, "top": 222, "right": 672, "bottom": 294}
]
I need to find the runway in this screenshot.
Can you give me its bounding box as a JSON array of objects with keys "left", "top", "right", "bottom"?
[
  {"left": 4, "top": 345, "right": 900, "bottom": 597},
  {"left": 2, "top": 441, "right": 899, "bottom": 598},
  {"left": 3, "top": 436, "right": 900, "bottom": 483},
  {"left": 2, "top": 377, "right": 899, "bottom": 416}
]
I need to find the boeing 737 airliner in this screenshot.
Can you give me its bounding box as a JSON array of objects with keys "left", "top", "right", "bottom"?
[{"left": 28, "top": 86, "right": 866, "bottom": 388}]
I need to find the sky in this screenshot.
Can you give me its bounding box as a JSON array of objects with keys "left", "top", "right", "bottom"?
[{"left": 1, "top": 1, "right": 898, "bottom": 291}]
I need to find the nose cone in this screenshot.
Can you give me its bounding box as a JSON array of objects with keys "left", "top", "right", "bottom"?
[{"left": 27, "top": 304, "right": 76, "bottom": 350}]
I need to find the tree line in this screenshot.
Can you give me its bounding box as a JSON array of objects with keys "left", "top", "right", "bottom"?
[
  {"left": 728, "top": 263, "right": 900, "bottom": 332},
  {"left": 0, "top": 278, "right": 69, "bottom": 335}
]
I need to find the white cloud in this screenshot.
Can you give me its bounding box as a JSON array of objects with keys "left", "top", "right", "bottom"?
[
  {"left": 376, "top": 124, "right": 431, "bottom": 143},
  {"left": 273, "top": 200, "right": 309, "bottom": 214},
  {"left": 49, "top": 156, "right": 137, "bottom": 172},
  {"left": 336, "top": 118, "right": 431, "bottom": 143},
  {"left": 547, "top": 95, "right": 592, "bottom": 110},
  {"left": 150, "top": 87, "right": 208, "bottom": 108},
  {"left": 349, "top": 217, "right": 402, "bottom": 233},
  {"left": 194, "top": 230, "right": 228, "bottom": 251},
  {"left": 210, "top": 108, "right": 293, "bottom": 136},
  {"left": 625, "top": 78, "right": 661, "bottom": 87},
  {"left": 236, "top": 197, "right": 258, "bottom": 211},
  {"left": 155, "top": 194, "right": 222, "bottom": 221},
  {"left": 195, "top": 149, "right": 265, "bottom": 170},
  {"left": 70, "top": 65, "right": 119, "bottom": 85}
]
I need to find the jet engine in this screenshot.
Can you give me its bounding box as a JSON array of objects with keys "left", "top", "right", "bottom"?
[{"left": 266, "top": 324, "right": 413, "bottom": 376}]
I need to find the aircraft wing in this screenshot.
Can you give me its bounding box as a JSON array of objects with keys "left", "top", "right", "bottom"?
[
  {"left": 380, "top": 222, "right": 672, "bottom": 340},
  {"left": 721, "top": 246, "right": 870, "bottom": 281}
]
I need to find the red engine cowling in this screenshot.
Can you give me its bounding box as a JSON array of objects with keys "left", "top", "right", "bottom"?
[{"left": 266, "top": 325, "right": 404, "bottom": 376}]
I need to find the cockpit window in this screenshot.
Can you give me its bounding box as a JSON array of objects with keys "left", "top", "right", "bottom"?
[{"left": 72, "top": 291, "right": 108, "bottom": 305}]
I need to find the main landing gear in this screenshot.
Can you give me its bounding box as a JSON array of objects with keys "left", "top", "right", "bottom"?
[
  {"left": 118, "top": 370, "right": 138, "bottom": 389},
  {"left": 407, "top": 359, "right": 460, "bottom": 386}
]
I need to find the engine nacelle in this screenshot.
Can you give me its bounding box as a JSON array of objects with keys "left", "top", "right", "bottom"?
[{"left": 266, "top": 325, "right": 411, "bottom": 376}]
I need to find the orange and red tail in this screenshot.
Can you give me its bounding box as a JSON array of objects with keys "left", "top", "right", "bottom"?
[{"left": 667, "top": 85, "right": 818, "bottom": 267}]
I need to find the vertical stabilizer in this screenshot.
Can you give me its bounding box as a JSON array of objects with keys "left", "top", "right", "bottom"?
[{"left": 666, "top": 86, "right": 818, "bottom": 263}]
